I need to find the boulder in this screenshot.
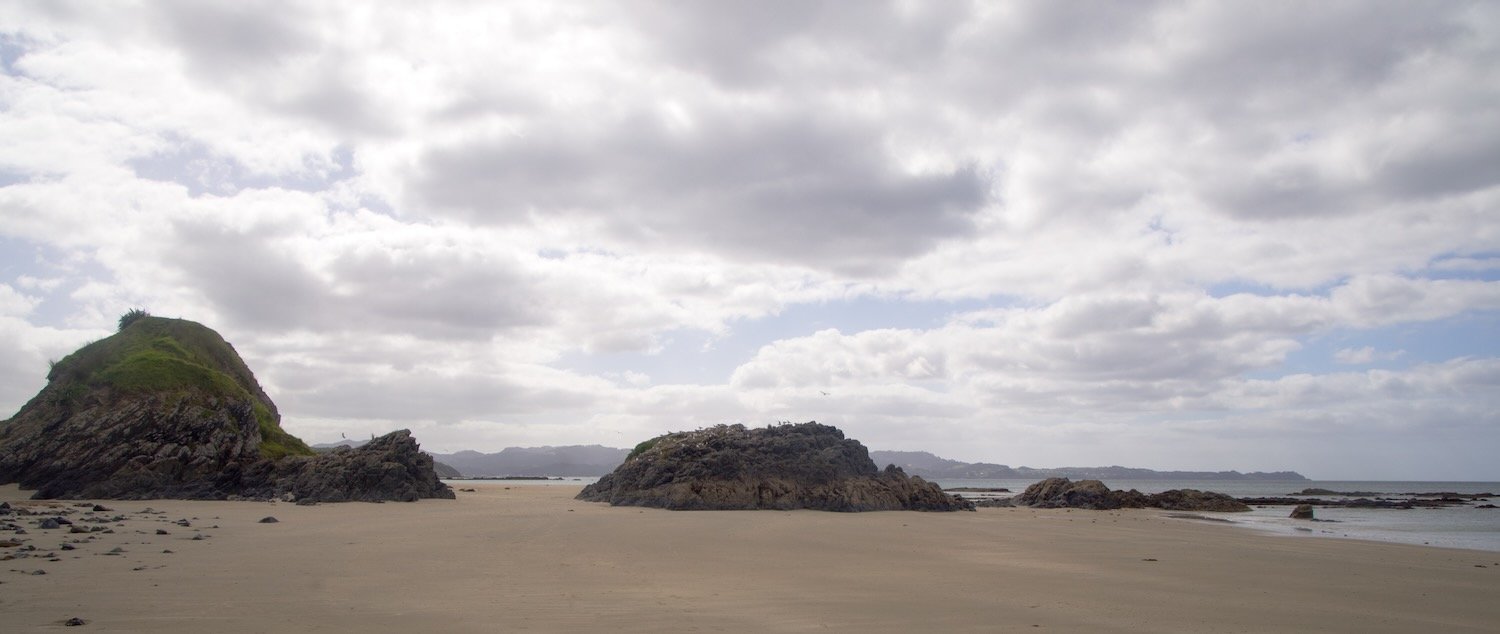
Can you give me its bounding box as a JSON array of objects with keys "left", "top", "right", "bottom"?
[
  {"left": 578, "top": 422, "right": 973, "bottom": 512},
  {"left": 1290, "top": 504, "right": 1315, "bottom": 519}
]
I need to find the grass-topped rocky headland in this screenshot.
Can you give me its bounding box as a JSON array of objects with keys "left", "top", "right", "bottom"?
[
  {"left": 0, "top": 312, "right": 452, "bottom": 502},
  {"left": 44, "top": 311, "right": 310, "bottom": 460}
]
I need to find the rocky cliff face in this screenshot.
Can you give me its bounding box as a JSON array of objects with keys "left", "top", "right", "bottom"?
[
  {"left": 577, "top": 422, "right": 973, "bottom": 512},
  {"left": 0, "top": 393, "right": 264, "bottom": 500},
  {"left": 0, "top": 315, "right": 452, "bottom": 502},
  {"left": 1011, "top": 477, "right": 1249, "bottom": 512}
]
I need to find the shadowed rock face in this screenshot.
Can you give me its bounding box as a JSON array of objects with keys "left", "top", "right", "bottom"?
[
  {"left": 0, "top": 393, "right": 265, "bottom": 500},
  {"left": 577, "top": 422, "right": 974, "bottom": 512},
  {"left": 242, "top": 430, "right": 454, "bottom": 503},
  {"left": 1012, "top": 477, "right": 1249, "bottom": 512},
  {"left": 0, "top": 316, "right": 452, "bottom": 502}
]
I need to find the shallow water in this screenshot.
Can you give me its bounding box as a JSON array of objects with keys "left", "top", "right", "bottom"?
[{"left": 934, "top": 478, "right": 1500, "bottom": 552}]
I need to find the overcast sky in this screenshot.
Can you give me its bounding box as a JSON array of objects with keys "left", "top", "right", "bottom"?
[{"left": 2, "top": 2, "right": 1497, "bottom": 479}]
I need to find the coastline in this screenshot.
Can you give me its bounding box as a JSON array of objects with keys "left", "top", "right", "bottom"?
[
  {"left": 4, "top": 483, "right": 1498, "bottom": 632},
  {"left": 931, "top": 478, "right": 1500, "bottom": 552}
]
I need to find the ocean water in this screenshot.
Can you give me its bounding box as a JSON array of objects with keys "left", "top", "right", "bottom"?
[
  {"left": 935, "top": 478, "right": 1500, "bottom": 553},
  {"left": 445, "top": 477, "right": 600, "bottom": 486}
]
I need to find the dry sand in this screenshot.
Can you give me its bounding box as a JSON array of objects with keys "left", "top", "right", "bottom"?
[{"left": 2, "top": 483, "right": 1497, "bottom": 633}]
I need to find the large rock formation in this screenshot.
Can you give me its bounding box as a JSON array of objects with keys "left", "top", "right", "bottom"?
[
  {"left": 577, "top": 422, "right": 973, "bottom": 512},
  {"left": 242, "top": 430, "right": 453, "bottom": 502},
  {"left": 0, "top": 314, "right": 452, "bottom": 502},
  {"left": 1012, "top": 477, "right": 1249, "bottom": 512}
]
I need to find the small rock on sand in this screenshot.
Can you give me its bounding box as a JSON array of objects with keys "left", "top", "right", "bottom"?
[{"left": 258, "top": 516, "right": 279, "bottom": 524}]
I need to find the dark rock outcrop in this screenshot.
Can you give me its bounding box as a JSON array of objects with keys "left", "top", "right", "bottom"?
[
  {"left": 242, "top": 430, "right": 454, "bottom": 502},
  {"left": 1149, "top": 488, "right": 1251, "bottom": 512},
  {"left": 577, "top": 422, "right": 973, "bottom": 512},
  {"left": 1012, "top": 477, "right": 1251, "bottom": 512},
  {"left": 1290, "top": 504, "right": 1315, "bottom": 519},
  {"left": 0, "top": 315, "right": 451, "bottom": 502},
  {"left": 1292, "top": 488, "right": 1384, "bottom": 497},
  {"left": 1012, "top": 478, "right": 1124, "bottom": 509}
]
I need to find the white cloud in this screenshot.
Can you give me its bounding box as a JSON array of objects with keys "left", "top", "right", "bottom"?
[
  {"left": 1333, "top": 346, "right": 1406, "bottom": 365},
  {"left": 0, "top": 283, "right": 39, "bottom": 317}
]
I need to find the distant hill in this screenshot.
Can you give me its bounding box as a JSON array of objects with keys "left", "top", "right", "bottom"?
[
  {"left": 430, "top": 445, "right": 629, "bottom": 477},
  {"left": 413, "top": 442, "right": 1304, "bottom": 481},
  {"left": 868, "top": 450, "right": 1307, "bottom": 481}
]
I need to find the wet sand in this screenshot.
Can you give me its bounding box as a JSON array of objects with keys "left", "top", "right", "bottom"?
[{"left": 2, "top": 483, "right": 1497, "bottom": 632}]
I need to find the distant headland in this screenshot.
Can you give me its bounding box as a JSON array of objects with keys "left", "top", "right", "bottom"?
[
  {"left": 415, "top": 444, "right": 1305, "bottom": 481},
  {"left": 866, "top": 450, "right": 1308, "bottom": 482}
]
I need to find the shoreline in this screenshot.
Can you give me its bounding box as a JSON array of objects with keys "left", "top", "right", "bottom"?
[
  {"left": 932, "top": 477, "right": 1500, "bottom": 552},
  {"left": 4, "top": 483, "right": 1498, "bottom": 632}
]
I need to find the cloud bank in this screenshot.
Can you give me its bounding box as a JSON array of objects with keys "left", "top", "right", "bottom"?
[{"left": 1, "top": 1, "right": 1497, "bottom": 478}]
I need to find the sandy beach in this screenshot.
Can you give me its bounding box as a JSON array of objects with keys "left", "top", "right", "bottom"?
[{"left": 2, "top": 484, "right": 1497, "bottom": 633}]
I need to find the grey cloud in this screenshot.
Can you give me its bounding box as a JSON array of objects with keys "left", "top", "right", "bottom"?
[
  {"left": 171, "top": 219, "right": 543, "bottom": 340},
  {"left": 272, "top": 62, "right": 394, "bottom": 137},
  {"left": 1168, "top": 4, "right": 1488, "bottom": 218},
  {"left": 1162, "top": 3, "right": 1466, "bottom": 110},
  {"left": 150, "top": 3, "right": 390, "bottom": 137},
  {"left": 173, "top": 220, "right": 328, "bottom": 331},
  {"left": 939, "top": 2, "right": 1167, "bottom": 112},
  {"left": 1377, "top": 118, "right": 1500, "bottom": 201},
  {"left": 323, "top": 247, "right": 545, "bottom": 336},
  {"left": 414, "top": 109, "right": 988, "bottom": 273},
  {"left": 622, "top": 0, "right": 972, "bottom": 87},
  {"left": 1206, "top": 166, "right": 1367, "bottom": 220},
  {"left": 151, "top": 0, "right": 315, "bottom": 77}
]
